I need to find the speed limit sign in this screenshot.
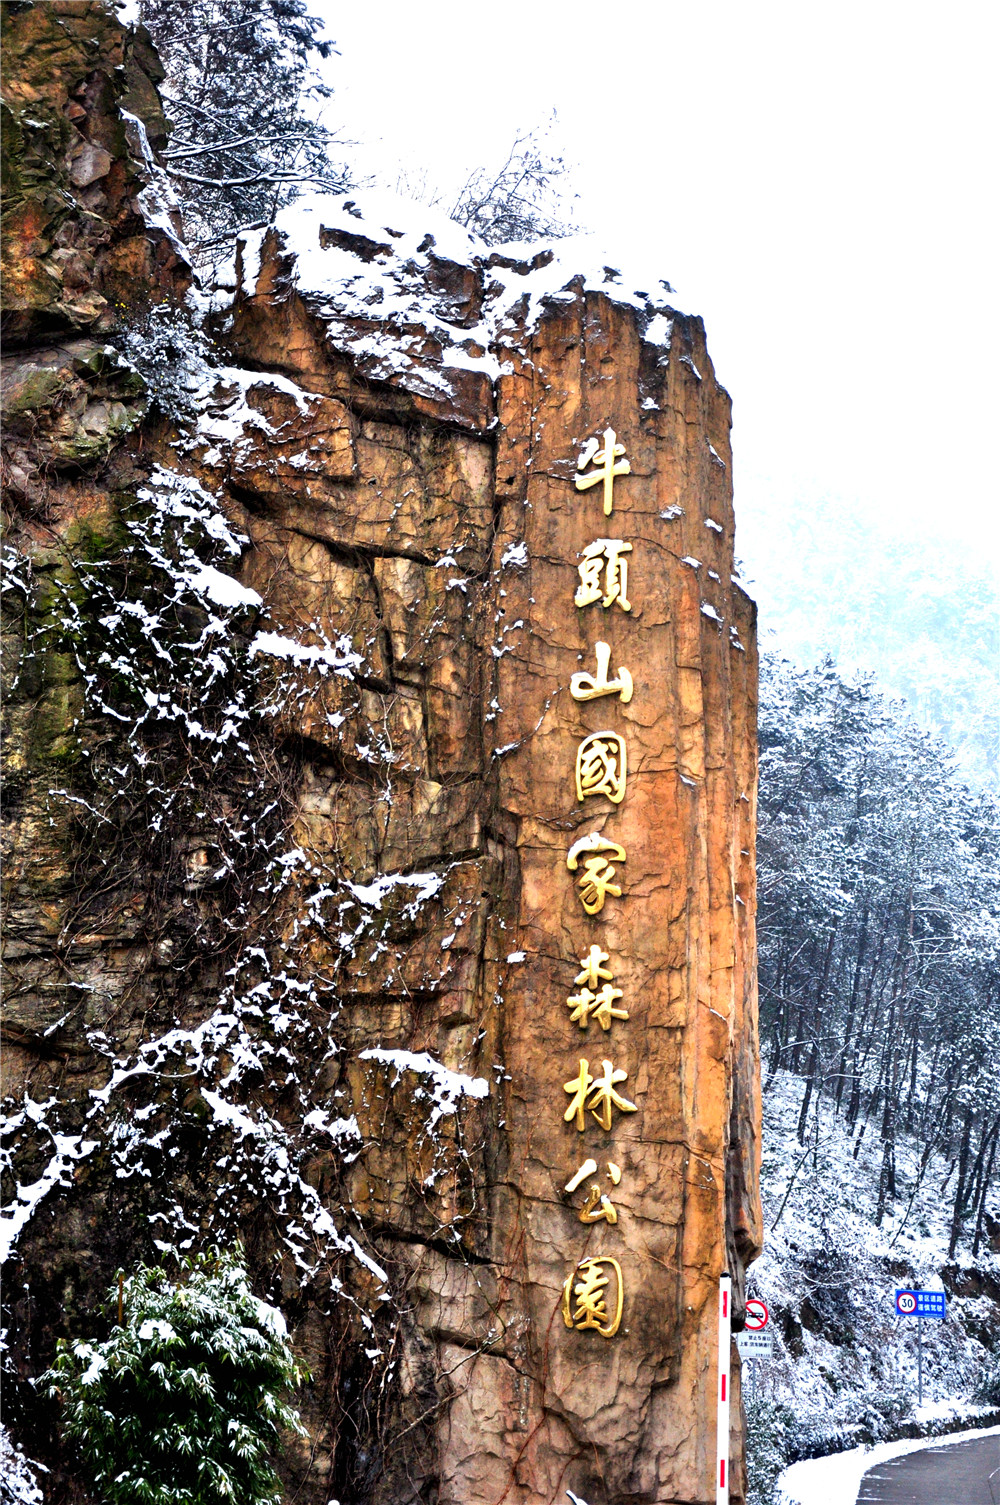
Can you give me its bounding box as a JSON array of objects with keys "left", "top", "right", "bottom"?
[
  {"left": 895, "top": 1289, "right": 945, "bottom": 1318},
  {"left": 745, "top": 1298, "right": 769, "bottom": 1331}
]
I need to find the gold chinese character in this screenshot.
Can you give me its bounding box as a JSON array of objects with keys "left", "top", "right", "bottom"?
[
  {"left": 562, "top": 1059, "right": 595, "bottom": 1131},
  {"left": 564, "top": 1158, "right": 621, "bottom": 1191},
  {"left": 575, "top": 856, "right": 620, "bottom": 912},
  {"left": 566, "top": 983, "right": 628, "bottom": 1032},
  {"left": 563, "top": 1057, "right": 637, "bottom": 1132},
  {"left": 575, "top": 944, "right": 612, "bottom": 989},
  {"left": 568, "top": 946, "right": 627, "bottom": 1029},
  {"left": 564, "top": 1159, "right": 620, "bottom": 1223},
  {"left": 564, "top": 1158, "right": 599, "bottom": 1192},
  {"left": 570, "top": 641, "right": 633, "bottom": 704},
  {"left": 575, "top": 539, "right": 632, "bottom": 612},
  {"left": 578, "top": 1182, "right": 618, "bottom": 1224},
  {"left": 575, "top": 429, "right": 631, "bottom": 516},
  {"left": 589, "top": 1058, "right": 637, "bottom": 1130},
  {"left": 566, "top": 833, "right": 627, "bottom": 915},
  {"left": 575, "top": 731, "right": 627, "bottom": 803},
  {"left": 561, "top": 1256, "right": 624, "bottom": 1337}
]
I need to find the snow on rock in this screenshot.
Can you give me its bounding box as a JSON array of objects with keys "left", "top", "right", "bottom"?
[
  {"left": 186, "top": 563, "right": 261, "bottom": 610},
  {"left": 185, "top": 363, "right": 324, "bottom": 466},
  {"left": 249, "top": 631, "right": 362, "bottom": 674},
  {"left": 358, "top": 1048, "right": 489, "bottom": 1130},
  {"left": 0, "top": 1424, "right": 45, "bottom": 1504},
  {"left": 120, "top": 111, "right": 188, "bottom": 267},
  {"left": 0, "top": 1101, "right": 98, "bottom": 1263},
  {"left": 230, "top": 190, "right": 694, "bottom": 417},
  {"left": 501, "top": 541, "right": 529, "bottom": 570},
  {"left": 136, "top": 466, "right": 245, "bottom": 553},
  {"left": 345, "top": 870, "right": 446, "bottom": 916},
  {"left": 302, "top": 1109, "right": 362, "bottom": 1158},
  {"left": 200, "top": 1088, "right": 267, "bottom": 1139}
]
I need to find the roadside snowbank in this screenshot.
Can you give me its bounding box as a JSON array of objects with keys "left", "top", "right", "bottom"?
[{"left": 778, "top": 1421, "right": 1000, "bottom": 1505}]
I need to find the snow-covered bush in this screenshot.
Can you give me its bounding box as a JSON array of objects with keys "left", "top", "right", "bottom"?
[
  {"left": 26, "top": 464, "right": 290, "bottom": 974},
  {"left": 975, "top": 1349, "right": 1000, "bottom": 1407},
  {"left": 744, "top": 1394, "right": 793, "bottom": 1505},
  {"left": 113, "top": 302, "right": 217, "bottom": 425},
  {"left": 0, "top": 1424, "right": 44, "bottom": 1505},
  {"left": 788, "top": 1383, "right": 913, "bottom": 1458},
  {"left": 43, "top": 1247, "right": 304, "bottom": 1505}
]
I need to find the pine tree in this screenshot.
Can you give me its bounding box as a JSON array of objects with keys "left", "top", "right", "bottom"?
[{"left": 43, "top": 1248, "right": 305, "bottom": 1505}]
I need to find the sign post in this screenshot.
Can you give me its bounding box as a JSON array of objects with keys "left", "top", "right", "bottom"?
[
  {"left": 736, "top": 1300, "right": 772, "bottom": 1400},
  {"left": 716, "top": 1274, "right": 731, "bottom": 1505},
  {"left": 894, "top": 1289, "right": 946, "bottom": 1405}
]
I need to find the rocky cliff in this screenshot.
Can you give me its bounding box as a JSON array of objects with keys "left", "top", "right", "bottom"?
[{"left": 1, "top": 6, "right": 762, "bottom": 1502}]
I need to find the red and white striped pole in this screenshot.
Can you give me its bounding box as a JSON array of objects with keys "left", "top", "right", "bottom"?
[{"left": 716, "top": 1272, "right": 732, "bottom": 1505}]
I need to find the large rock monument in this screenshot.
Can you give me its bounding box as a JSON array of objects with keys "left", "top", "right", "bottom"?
[{"left": 1, "top": 5, "right": 762, "bottom": 1501}]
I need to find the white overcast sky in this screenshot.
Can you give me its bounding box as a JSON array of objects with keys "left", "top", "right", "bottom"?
[{"left": 313, "top": 0, "right": 998, "bottom": 607}]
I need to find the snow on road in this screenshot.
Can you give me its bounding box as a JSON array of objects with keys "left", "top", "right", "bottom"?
[{"left": 778, "top": 1422, "right": 1000, "bottom": 1505}]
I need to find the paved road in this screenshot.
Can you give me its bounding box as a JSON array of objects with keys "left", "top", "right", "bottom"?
[{"left": 857, "top": 1431, "right": 1000, "bottom": 1503}]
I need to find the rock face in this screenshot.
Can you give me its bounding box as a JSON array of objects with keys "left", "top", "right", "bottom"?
[
  {"left": 1, "top": 0, "right": 180, "bottom": 346},
  {"left": 1, "top": 8, "right": 761, "bottom": 1504}
]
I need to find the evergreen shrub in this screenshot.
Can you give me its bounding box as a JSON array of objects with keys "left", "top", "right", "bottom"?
[
  {"left": 43, "top": 1248, "right": 305, "bottom": 1505},
  {"left": 744, "top": 1393, "right": 794, "bottom": 1505}
]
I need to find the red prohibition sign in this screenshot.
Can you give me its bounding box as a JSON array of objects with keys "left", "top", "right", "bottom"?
[{"left": 745, "top": 1299, "right": 769, "bottom": 1331}]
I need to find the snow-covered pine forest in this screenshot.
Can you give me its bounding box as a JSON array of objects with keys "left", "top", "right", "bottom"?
[{"left": 745, "top": 657, "right": 1000, "bottom": 1499}]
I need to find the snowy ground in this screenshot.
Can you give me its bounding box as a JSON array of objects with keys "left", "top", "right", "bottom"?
[
  {"left": 777, "top": 1421, "right": 1000, "bottom": 1504},
  {"left": 749, "top": 1072, "right": 999, "bottom": 1455},
  {"left": 0, "top": 1423, "right": 44, "bottom": 1503}
]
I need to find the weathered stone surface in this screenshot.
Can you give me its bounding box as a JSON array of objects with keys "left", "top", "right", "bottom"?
[
  {"left": 1, "top": 12, "right": 761, "bottom": 1504},
  {"left": 195, "top": 379, "right": 357, "bottom": 500},
  {"left": 481, "top": 292, "right": 759, "bottom": 1505},
  {"left": 1, "top": 341, "right": 146, "bottom": 491},
  {"left": 0, "top": 0, "right": 188, "bottom": 345},
  {"left": 227, "top": 199, "right": 497, "bottom": 431}
]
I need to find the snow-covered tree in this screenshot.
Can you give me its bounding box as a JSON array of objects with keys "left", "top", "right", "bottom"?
[
  {"left": 756, "top": 654, "right": 1000, "bottom": 1253},
  {"left": 43, "top": 1248, "right": 305, "bottom": 1505},
  {"left": 449, "top": 118, "right": 577, "bottom": 245},
  {"left": 139, "top": 0, "right": 350, "bottom": 261}
]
